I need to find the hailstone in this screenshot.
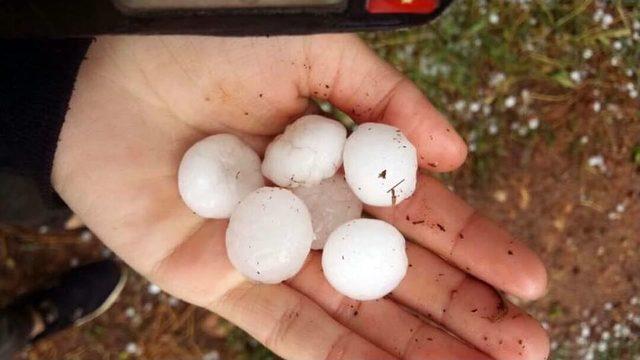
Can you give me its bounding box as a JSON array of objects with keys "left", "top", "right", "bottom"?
[
  {"left": 262, "top": 115, "right": 347, "bottom": 188},
  {"left": 178, "top": 134, "right": 264, "bottom": 218},
  {"left": 292, "top": 174, "right": 363, "bottom": 250},
  {"left": 343, "top": 123, "right": 417, "bottom": 206},
  {"left": 226, "top": 187, "right": 314, "bottom": 284},
  {"left": 322, "top": 219, "right": 408, "bottom": 301}
]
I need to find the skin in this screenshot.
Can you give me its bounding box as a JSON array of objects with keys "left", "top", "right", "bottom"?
[{"left": 52, "top": 34, "right": 549, "bottom": 360}]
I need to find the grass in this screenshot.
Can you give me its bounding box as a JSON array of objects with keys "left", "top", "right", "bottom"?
[
  {"left": 632, "top": 144, "right": 640, "bottom": 166},
  {"left": 553, "top": 339, "right": 640, "bottom": 360},
  {"left": 225, "top": 327, "right": 279, "bottom": 360}
]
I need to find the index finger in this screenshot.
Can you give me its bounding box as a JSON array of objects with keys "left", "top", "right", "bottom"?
[{"left": 305, "top": 34, "right": 467, "bottom": 172}]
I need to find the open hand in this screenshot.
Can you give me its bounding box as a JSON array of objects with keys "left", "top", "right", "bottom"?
[{"left": 52, "top": 34, "right": 549, "bottom": 360}]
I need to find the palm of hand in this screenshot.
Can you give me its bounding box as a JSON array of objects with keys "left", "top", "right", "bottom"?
[{"left": 53, "top": 35, "right": 549, "bottom": 360}]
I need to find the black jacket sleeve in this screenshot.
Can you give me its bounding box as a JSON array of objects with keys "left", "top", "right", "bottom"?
[{"left": 0, "top": 39, "right": 92, "bottom": 228}]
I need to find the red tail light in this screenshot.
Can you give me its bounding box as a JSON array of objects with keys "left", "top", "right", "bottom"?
[{"left": 366, "top": 0, "right": 438, "bottom": 14}]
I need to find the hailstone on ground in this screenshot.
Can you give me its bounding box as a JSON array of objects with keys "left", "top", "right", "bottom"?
[
  {"left": 226, "top": 187, "right": 314, "bottom": 284},
  {"left": 292, "top": 174, "right": 363, "bottom": 250},
  {"left": 322, "top": 219, "right": 408, "bottom": 301},
  {"left": 262, "top": 115, "right": 347, "bottom": 188},
  {"left": 178, "top": 134, "right": 264, "bottom": 218},
  {"left": 343, "top": 123, "right": 417, "bottom": 206}
]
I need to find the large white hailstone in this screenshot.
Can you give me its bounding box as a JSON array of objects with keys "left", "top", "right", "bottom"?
[
  {"left": 178, "top": 134, "right": 264, "bottom": 218},
  {"left": 226, "top": 187, "right": 314, "bottom": 284},
  {"left": 343, "top": 123, "right": 417, "bottom": 206},
  {"left": 262, "top": 115, "right": 347, "bottom": 188},
  {"left": 322, "top": 219, "right": 407, "bottom": 301},
  {"left": 292, "top": 174, "right": 363, "bottom": 250}
]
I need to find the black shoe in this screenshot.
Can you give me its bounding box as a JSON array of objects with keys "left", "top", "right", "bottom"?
[
  {"left": 10, "top": 259, "right": 126, "bottom": 341},
  {"left": 0, "top": 171, "right": 72, "bottom": 231}
]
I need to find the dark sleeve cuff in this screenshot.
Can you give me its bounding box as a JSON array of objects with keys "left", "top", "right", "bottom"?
[{"left": 0, "top": 38, "right": 92, "bottom": 227}]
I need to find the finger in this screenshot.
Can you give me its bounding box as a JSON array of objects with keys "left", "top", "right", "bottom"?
[
  {"left": 212, "top": 282, "right": 397, "bottom": 360},
  {"left": 148, "top": 221, "right": 395, "bottom": 360},
  {"left": 304, "top": 34, "right": 467, "bottom": 172},
  {"left": 389, "top": 242, "right": 549, "bottom": 360},
  {"left": 289, "top": 253, "right": 492, "bottom": 360},
  {"left": 366, "top": 174, "right": 548, "bottom": 301}
]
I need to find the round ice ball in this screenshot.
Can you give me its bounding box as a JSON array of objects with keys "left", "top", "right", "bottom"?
[
  {"left": 178, "top": 134, "right": 264, "bottom": 218},
  {"left": 292, "top": 174, "right": 363, "bottom": 250},
  {"left": 226, "top": 187, "right": 314, "bottom": 284},
  {"left": 343, "top": 123, "right": 417, "bottom": 206},
  {"left": 262, "top": 115, "right": 347, "bottom": 188},
  {"left": 322, "top": 219, "right": 408, "bottom": 301}
]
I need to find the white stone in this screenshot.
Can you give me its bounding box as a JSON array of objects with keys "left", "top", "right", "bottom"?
[
  {"left": 482, "top": 104, "right": 492, "bottom": 116},
  {"left": 125, "top": 307, "right": 136, "bottom": 318},
  {"left": 343, "top": 123, "right": 417, "bottom": 206},
  {"left": 79, "top": 230, "right": 93, "bottom": 243},
  {"left": 147, "top": 284, "right": 161, "bottom": 295},
  {"left": 504, "top": 96, "right": 517, "bottom": 108},
  {"left": 226, "top": 187, "right": 313, "bottom": 283},
  {"left": 262, "top": 115, "right": 346, "bottom": 188},
  {"left": 602, "top": 14, "right": 613, "bottom": 28},
  {"left": 613, "top": 41, "right": 622, "bottom": 50},
  {"left": 292, "top": 174, "right": 362, "bottom": 250},
  {"left": 570, "top": 70, "right": 582, "bottom": 83},
  {"left": 580, "top": 323, "right": 591, "bottom": 338},
  {"left": 489, "top": 72, "right": 506, "bottom": 87},
  {"left": 611, "top": 56, "right": 620, "bottom": 67},
  {"left": 322, "top": 219, "right": 407, "bottom": 301},
  {"left": 168, "top": 296, "right": 180, "bottom": 307},
  {"left": 178, "top": 134, "right": 264, "bottom": 219},
  {"left": 125, "top": 342, "right": 140, "bottom": 355},
  {"left": 587, "top": 155, "right": 605, "bottom": 170},
  {"left": 489, "top": 13, "right": 499, "bottom": 24},
  {"left": 454, "top": 100, "right": 466, "bottom": 112},
  {"left": 593, "top": 101, "right": 602, "bottom": 112},
  {"left": 202, "top": 351, "right": 220, "bottom": 360}
]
